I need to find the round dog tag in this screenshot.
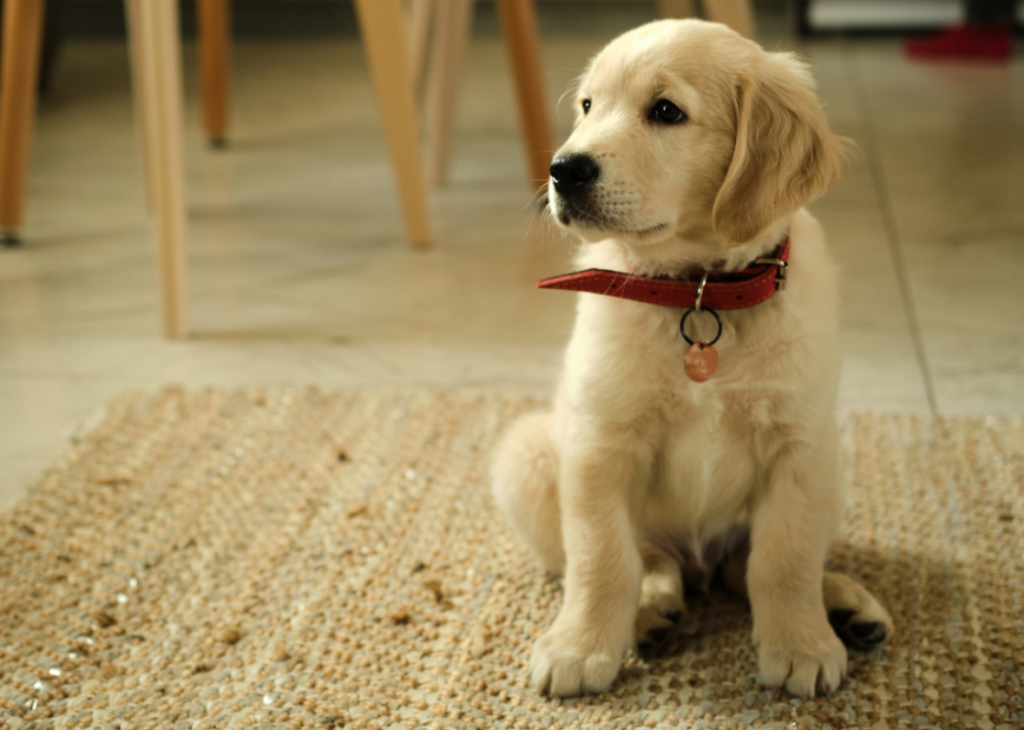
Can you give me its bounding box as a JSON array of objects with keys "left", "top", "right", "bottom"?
[
  {"left": 684, "top": 342, "right": 718, "bottom": 382},
  {"left": 680, "top": 307, "right": 723, "bottom": 383}
]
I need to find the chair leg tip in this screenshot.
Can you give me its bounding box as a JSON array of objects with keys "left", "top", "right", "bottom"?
[
  {"left": 209, "top": 137, "right": 228, "bottom": 150},
  {"left": 1, "top": 231, "right": 21, "bottom": 247}
]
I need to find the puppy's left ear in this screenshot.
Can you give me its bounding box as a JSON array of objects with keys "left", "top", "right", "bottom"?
[{"left": 712, "top": 52, "right": 846, "bottom": 246}]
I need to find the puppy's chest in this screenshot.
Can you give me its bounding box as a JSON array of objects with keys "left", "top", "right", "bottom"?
[
  {"left": 637, "top": 324, "right": 775, "bottom": 536},
  {"left": 576, "top": 298, "right": 783, "bottom": 529},
  {"left": 646, "top": 395, "right": 759, "bottom": 531}
]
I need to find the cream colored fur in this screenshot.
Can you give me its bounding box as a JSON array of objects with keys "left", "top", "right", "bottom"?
[{"left": 491, "top": 20, "right": 893, "bottom": 699}]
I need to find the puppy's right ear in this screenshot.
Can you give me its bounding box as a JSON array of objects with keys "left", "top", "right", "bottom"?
[{"left": 712, "top": 53, "right": 845, "bottom": 246}]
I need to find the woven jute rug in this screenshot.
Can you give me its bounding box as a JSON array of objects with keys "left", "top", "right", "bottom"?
[{"left": 2, "top": 388, "right": 1022, "bottom": 730}]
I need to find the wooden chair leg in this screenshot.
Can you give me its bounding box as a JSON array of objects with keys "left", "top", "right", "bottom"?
[
  {"left": 704, "top": 0, "right": 757, "bottom": 39},
  {"left": 406, "top": 0, "right": 435, "bottom": 99},
  {"left": 197, "top": 0, "right": 231, "bottom": 147},
  {"left": 0, "top": 0, "right": 46, "bottom": 246},
  {"left": 427, "top": 0, "right": 473, "bottom": 186},
  {"left": 493, "top": 0, "right": 552, "bottom": 189},
  {"left": 657, "top": 0, "right": 756, "bottom": 39},
  {"left": 353, "top": 0, "right": 431, "bottom": 248},
  {"left": 126, "top": 0, "right": 190, "bottom": 337},
  {"left": 125, "top": 0, "right": 158, "bottom": 213},
  {"left": 655, "top": 0, "right": 697, "bottom": 19}
]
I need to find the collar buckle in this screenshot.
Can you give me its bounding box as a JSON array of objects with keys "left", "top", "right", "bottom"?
[{"left": 754, "top": 258, "right": 789, "bottom": 291}]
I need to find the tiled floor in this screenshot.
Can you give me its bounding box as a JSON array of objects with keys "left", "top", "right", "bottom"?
[{"left": 1, "top": 15, "right": 1023, "bottom": 509}]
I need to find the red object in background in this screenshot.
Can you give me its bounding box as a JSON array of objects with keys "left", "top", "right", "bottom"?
[{"left": 905, "top": 23, "right": 1012, "bottom": 62}]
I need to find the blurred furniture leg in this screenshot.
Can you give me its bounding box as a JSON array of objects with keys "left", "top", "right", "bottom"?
[
  {"left": 126, "top": 0, "right": 190, "bottom": 337},
  {"left": 197, "top": 0, "right": 231, "bottom": 147},
  {"left": 655, "top": 0, "right": 696, "bottom": 19},
  {"left": 406, "top": 0, "right": 435, "bottom": 97},
  {"left": 427, "top": 0, "right": 473, "bottom": 185},
  {"left": 125, "top": 0, "right": 157, "bottom": 213},
  {"left": 0, "top": 0, "right": 46, "bottom": 247},
  {"left": 705, "top": 0, "right": 755, "bottom": 39},
  {"left": 493, "top": 0, "right": 552, "bottom": 188},
  {"left": 353, "top": 0, "right": 432, "bottom": 247},
  {"left": 657, "top": 0, "right": 756, "bottom": 39}
]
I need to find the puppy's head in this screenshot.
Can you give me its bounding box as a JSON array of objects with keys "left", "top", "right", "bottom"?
[{"left": 549, "top": 20, "right": 844, "bottom": 256}]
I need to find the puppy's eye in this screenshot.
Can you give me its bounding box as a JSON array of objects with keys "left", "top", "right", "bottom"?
[
  {"left": 582, "top": 99, "right": 591, "bottom": 114},
  {"left": 650, "top": 99, "right": 687, "bottom": 124}
]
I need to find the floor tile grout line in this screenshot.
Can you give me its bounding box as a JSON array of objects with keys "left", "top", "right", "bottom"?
[{"left": 843, "top": 44, "right": 938, "bottom": 414}]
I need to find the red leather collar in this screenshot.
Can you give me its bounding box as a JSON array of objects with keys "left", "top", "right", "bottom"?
[{"left": 537, "top": 237, "right": 790, "bottom": 311}]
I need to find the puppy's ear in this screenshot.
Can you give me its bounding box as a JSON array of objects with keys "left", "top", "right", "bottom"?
[{"left": 712, "top": 53, "right": 845, "bottom": 246}]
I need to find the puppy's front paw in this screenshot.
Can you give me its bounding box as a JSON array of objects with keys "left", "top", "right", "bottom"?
[
  {"left": 530, "top": 621, "right": 627, "bottom": 697},
  {"left": 756, "top": 620, "right": 848, "bottom": 698}
]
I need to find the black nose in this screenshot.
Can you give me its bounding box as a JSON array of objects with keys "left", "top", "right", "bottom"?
[{"left": 550, "top": 154, "right": 599, "bottom": 196}]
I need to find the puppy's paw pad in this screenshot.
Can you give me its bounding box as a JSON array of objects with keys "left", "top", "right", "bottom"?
[
  {"left": 636, "top": 623, "right": 671, "bottom": 651},
  {"left": 828, "top": 609, "right": 889, "bottom": 651},
  {"left": 823, "top": 572, "right": 894, "bottom": 650},
  {"left": 635, "top": 584, "right": 686, "bottom": 646},
  {"left": 635, "top": 606, "right": 682, "bottom": 647}
]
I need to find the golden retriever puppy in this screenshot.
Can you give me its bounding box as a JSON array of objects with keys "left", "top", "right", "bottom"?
[{"left": 491, "top": 19, "right": 893, "bottom": 699}]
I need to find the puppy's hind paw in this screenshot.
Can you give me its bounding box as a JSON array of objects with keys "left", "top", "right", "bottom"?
[
  {"left": 822, "top": 571, "right": 894, "bottom": 651},
  {"left": 635, "top": 563, "right": 689, "bottom": 648},
  {"left": 828, "top": 609, "right": 889, "bottom": 651},
  {"left": 635, "top": 592, "right": 688, "bottom": 648},
  {"left": 635, "top": 609, "right": 676, "bottom": 649}
]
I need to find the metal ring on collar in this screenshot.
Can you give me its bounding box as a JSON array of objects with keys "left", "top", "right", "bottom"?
[
  {"left": 680, "top": 307, "right": 722, "bottom": 347},
  {"left": 694, "top": 270, "right": 710, "bottom": 312}
]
